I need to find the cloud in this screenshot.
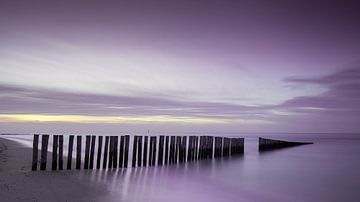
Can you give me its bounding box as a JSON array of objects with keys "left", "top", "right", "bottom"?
[
  {"left": 1, "top": 66, "right": 359, "bottom": 132},
  {"left": 0, "top": 83, "right": 271, "bottom": 124},
  {"left": 281, "top": 67, "right": 360, "bottom": 112}
]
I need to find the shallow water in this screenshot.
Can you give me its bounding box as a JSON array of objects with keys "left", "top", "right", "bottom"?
[{"left": 2, "top": 133, "right": 360, "bottom": 202}]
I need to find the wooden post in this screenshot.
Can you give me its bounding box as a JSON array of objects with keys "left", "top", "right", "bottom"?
[
  {"left": 143, "top": 136, "right": 148, "bottom": 166},
  {"left": 158, "top": 136, "right": 164, "bottom": 166},
  {"left": 194, "top": 136, "right": 198, "bottom": 160},
  {"left": 175, "top": 136, "right": 181, "bottom": 163},
  {"left": 169, "top": 136, "right": 175, "bottom": 164},
  {"left": 192, "top": 136, "right": 196, "bottom": 161},
  {"left": 187, "top": 136, "right": 193, "bottom": 162},
  {"left": 180, "top": 136, "right": 187, "bottom": 163},
  {"left": 103, "top": 136, "right": 109, "bottom": 169},
  {"left": 230, "top": 138, "right": 234, "bottom": 155},
  {"left": 164, "top": 136, "right": 169, "bottom": 165},
  {"left": 205, "top": 136, "right": 209, "bottom": 159},
  {"left": 67, "top": 135, "right": 74, "bottom": 170},
  {"left": 40, "top": 135, "right": 49, "bottom": 170},
  {"left": 209, "top": 136, "right": 214, "bottom": 159},
  {"left": 113, "top": 136, "right": 118, "bottom": 169},
  {"left": 150, "top": 136, "right": 157, "bottom": 166},
  {"left": 198, "top": 136, "right": 204, "bottom": 160},
  {"left": 119, "top": 136, "right": 124, "bottom": 168},
  {"left": 108, "top": 136, "right": 114, "bottom": 169},
  {"left": 223, "top": 137, "right": 230, "bottom": 157},
  {"left": 137, "top": 136, "right": 142, "bottom": 167},
  {"left": 89, "top": 136, "right": 96, "bottom": 169},
  {"left": 58, "top": 135, "right": 64, "bottom": 170},
  {"left": 84, "top": 135, "right": 91, "bottom": 169},
  {"left": 207, "top": 136, "right": 211, "bottom": 159},
  {"left": 132, "top": 136, "right": 138, "bottom": 167},
  {"left": 214, "top": 137, "right": 222, "bottom": 158},
  {"left": 198, "top": 136, "right": 203, "bottom": 159},
  {"left": 179, "top": 136, "right": 183, "bottom": 163},
  {"left": 52, "top": 135, "right": 59, "bottom": 170},
  {"left": 32, "top": 134, "right": 39, "bottom": 171},
  {"left": 200, "top": 136, "right": 205, "bottom": 159},
  {"left": 192, "top": 136, "right": 197, "bottom": 161},
  {"left": 237, "top": 138, "right": 244, "bottom": 154},
  {"left": 76, "top": 136, "right": 82, "bottom": 169},
  {"left": 124, "top": 135, "right": 130, "bottom": 168},
  {"left": 149, "top": 136, "right": 153, "bottom": 166},
  {"left": 96, "top": 136, "right": 103, "bottom": 169}
]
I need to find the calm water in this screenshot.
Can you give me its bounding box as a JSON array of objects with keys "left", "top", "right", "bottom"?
[{"left": 3, "top": 133, "right": 360, "bottom": 202}]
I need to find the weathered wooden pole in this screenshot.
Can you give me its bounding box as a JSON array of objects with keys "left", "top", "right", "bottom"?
[
  {"left": 119, "top": 136, "right": 124, "bottom": 168},
  {"left": 58, "top": 135, "right": 64, "bottom": 170},
  {"left": 214, "top": 137, "right": 222, "bottom": 158},
  {"left": 32, "top": 134, "right": 39, "bottom": 171},
  {"left": 96, "top": 136, "right": 103, "bottom": 169},
  {"left": 198, "top": 136, "right": 204, "bottom": 159},
  {"left": 40, "top": 135, "right": 50, "bottom": 170},
  {"left": 113, "top": 136, "right": 118, "bottom": 169},
  {"left": 239, "top": 138, "right": 244, "bottom": 154},
  {"left": 186, "top": 136, "right": 192, "bottom": 162},
  {"left": 158, "top": 136, "right": 164, "bottom": 166},
  {"left": 191, "top": 136, "right": 196, "bottom": 161},
  {"left": 137, "top": 136, "right": 142, "bottom": 167},
  {"left": 204, "top": 136, "right": 208, "bottom": 159},
  {"left": 178, "top": 136, "right": 182, "bottom": 163},
  {"left": 175, "top": 136, "right": 181, "bottom": 163},
  {"left": 89, "top": 136, "right": 96, "bottom": 169},
  {"left": 169, "top": 136, "right": 175, "bottom": 164},
  {"left": 143, "top": 136, "right": 148, "bottom": 166},
  {"left": 194, "top": 136, "right": 199, "bottom": 160},
  {"left": 108, "top": 136, "right": 114, "bottom": 169},
  {"left": 205, "top": 136, "right": 209, "bottom": 159},
  {"left": 67, "top": 135, "right": 74, "bottom": 170},
  {"left": 84, "top": 135, "right": 91, "bottom": 169},
  {"left": 164, "top": 136, "right": 169, "bottom": 165},
  {"left": 209, "top": 136, "right": 214, "bottom": 159},
  {"left": 202, "top": 136, "right": 207, "bottom": 159},
  {"left": 52, "top": 135, "right": 59, "bottom": 170},
  {"left": 132, "top": 136, "right": 138, "bottom": 167},
  {"left": 76, "top": 136, "right": 82, "bottom": 170},
  {"left": 102, "top": 136, "right": 109, "bottom": 169},
  {"left": 223, "top": 137, "right": 230, "bottom": 157},
  {"left": 207, "top": 136, "right": 211, "bottom": 159},
  {"left": 124, "top": 135, "right": 130, "bottom": 167},
  {"left": 230, "top": 138, "right": 235, "bottom": 155},
  {"left": 150, "top": 136, "right": 157, "bottom": 166},
  {"left": 149, "top": 136, "right": 153, "bottom": 166},
  {"left": 180, "top": 136, "right": 187, "bottom": 163}
]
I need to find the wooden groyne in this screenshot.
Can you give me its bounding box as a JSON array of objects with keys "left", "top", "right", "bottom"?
[
  {"left": 31, "top": 134, "right": 244, "bottom": 171},
  {"left": 258, "top": 137, "right": 313, "bottom": 151}
]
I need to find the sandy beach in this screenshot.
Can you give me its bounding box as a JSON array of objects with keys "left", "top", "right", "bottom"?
[{"left": 0, "top": 137, "right": 109, "bottom": 202}]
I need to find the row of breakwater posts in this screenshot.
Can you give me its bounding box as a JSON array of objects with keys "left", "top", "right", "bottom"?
[
  {"left": 31, "top": 135, "right": 312, "bottom": 171},
  {"left": 31, "top": 135, "right": 244, "bottom": 171},
  {"left": 258, "top": 137, "right": 313, "bottom": 151}
]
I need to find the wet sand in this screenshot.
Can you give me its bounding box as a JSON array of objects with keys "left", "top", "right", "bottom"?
[{"left": 0, "top": 137, "right": 108, "bottom": 202}]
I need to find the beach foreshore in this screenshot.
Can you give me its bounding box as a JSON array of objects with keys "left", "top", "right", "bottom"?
[{"left": 0, "top": 137, "right": 107, "bottom": 202}]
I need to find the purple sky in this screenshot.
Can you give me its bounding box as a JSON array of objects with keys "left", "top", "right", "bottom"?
[{"left": 0, "top": 0, "right": 360, "bottom": 134}]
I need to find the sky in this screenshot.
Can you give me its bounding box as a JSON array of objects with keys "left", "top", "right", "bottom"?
[{"left": 0, "top": 0, "right": 360, "bottom": 134}]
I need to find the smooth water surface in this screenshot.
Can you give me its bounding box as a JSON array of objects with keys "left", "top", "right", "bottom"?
[{"left": 2, "top": 133, "right": 360, "bottom": 202}]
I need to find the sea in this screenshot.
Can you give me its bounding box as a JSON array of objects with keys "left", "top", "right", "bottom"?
[{"left": 2, "top": 133, "right": 360, "bottom": 202}]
